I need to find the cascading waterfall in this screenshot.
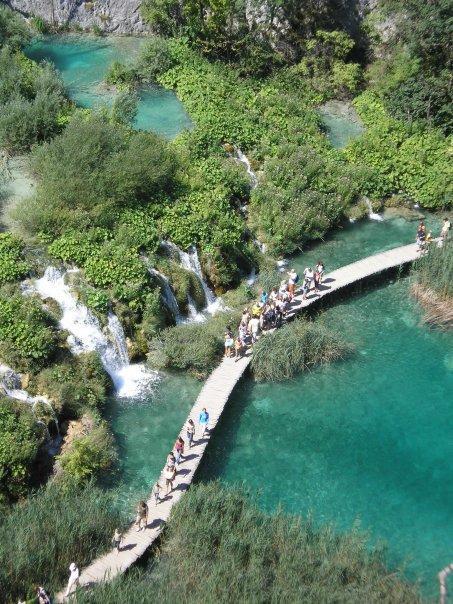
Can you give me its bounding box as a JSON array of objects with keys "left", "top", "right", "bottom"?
[
  {"left": 234, "top": 147, "right": 258, "bottom": 189},
  {"left": 32, "top": 267, "right": 158, "bottom": 398},
  {"left": 161, "top": 241, "right": 226, "bottom": 316},
  {"left": 0, "top": 364, "right": 59, "bottom": 435},
  {"left": 364, "top": 197, "right": 384, "bottom": 221},
  {"left": 148, "top": 267, "right": 183, "bottom": 324}
]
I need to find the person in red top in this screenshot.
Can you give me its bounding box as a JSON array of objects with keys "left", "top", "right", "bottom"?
[{"left": 174, "top": 436, "right": 185, "bottom": 465}]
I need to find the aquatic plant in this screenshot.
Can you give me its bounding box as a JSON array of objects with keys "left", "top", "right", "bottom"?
[
  {"left": 251, "top": 318, "right": 353, "bottom": 381},
  {"left": 0, "top": 482, "right": 123, "bottom": 601},
  {"left": 77, "top": 482, "right": 420, "bottom": 603},
  {"left": 412, "top": 241, "right": 453, "bottom": 328}
]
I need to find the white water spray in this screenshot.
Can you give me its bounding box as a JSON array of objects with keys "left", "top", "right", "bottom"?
[
  {"left": 0, "top": 364, "right": 59, "bottom": 435},
  {"left": 148, "top": 267, "right": 182, "bottom": 324},
  {"left": 161, "top": 242, "right": 226, "bottom": 315},
  {"left": 364, "top": 197, "right": 384, "bottom": 222},
  {"left": 234, "top": 147, "right": 258, "bottom": 189},
  {"left": 33, "top": 267, "right": 158, "bottom": 398}
]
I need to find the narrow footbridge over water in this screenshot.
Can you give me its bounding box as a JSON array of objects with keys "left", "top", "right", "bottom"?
[{"left": 57, "top": 241, "right": 424, "bottom": 601}]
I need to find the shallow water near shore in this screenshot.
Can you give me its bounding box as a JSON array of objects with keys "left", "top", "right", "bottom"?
[{"left": 25, "top": 35, "right": 192, "bottom": 137}]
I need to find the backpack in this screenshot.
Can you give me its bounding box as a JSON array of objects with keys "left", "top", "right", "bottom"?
[{"left": 293, "top": 273, "right": 299, "bottom": 284}]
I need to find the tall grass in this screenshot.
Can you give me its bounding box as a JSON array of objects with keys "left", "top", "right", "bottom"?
[
  {"left": 78, "top": 482, "right": 419, "bottom": 603},
  {"left": 414, "top": 240, "right": 453, "bottom": 298},
  {"left": 412, "top": 241, "right": 453, "bottom": 328},
  {"left": 251, "top": 318, "right": 353, "bottom": 381},
  {"left": 0, "top": 483, "right": 123, "bottom": 601}
]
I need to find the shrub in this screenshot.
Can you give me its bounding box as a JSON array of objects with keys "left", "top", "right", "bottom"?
[
  {"left": 0, "top": 291, "right": 57, "bottom": 372},
  {"left": 148, "top": 309, "right": 240, "bottom": 376},
  {"left": 414, "top": 240, "right": 453, "bottom": 300},
  {"left": 34, "top": 353, "right": 110, "bottom": 417},
  {"left": 0, "top": 233, "right": 29, "bottom": 284},
  {"left": 78, "top": 482, "right": 420, "bottom": 603},
  {"left": 137, "top": 36, "right": 176, "bottom": 80},
  {"left": 251, "top": 318, "right": 353, "bottom": 381},
  {"left": 0, "top": 482, "right": 123, "bottom": 601},
  {"left": 104, "top": 61, "right": 137, "bottom": 88},
  {"left": 0, "top": 5, "right": 31, "bottom": 49},
  {"left": 0, "top": 398, "right": 40, "bottom": 502},
  {"left": 57, "top": 419, "right": 116, "bottom": 484}
]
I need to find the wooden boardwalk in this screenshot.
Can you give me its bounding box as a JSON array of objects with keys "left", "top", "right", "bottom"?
[{"left": 58, "top": 241, "right": 423, "bottom": 600}]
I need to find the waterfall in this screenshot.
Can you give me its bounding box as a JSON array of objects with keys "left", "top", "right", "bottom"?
[
  {"left": 148, "top": 267, "right": 182, "bottom": 324},
  {"left": 32, "top": 267, "right": 158, "bottom": 398},
  {"left": 364, "top": 197, "right": 384, "bottom": 221},
  {"left": 161, "top": 241, "right": 226, "bottom": 315},
  {"left": 0, "top": 364, "right": 59, "bottom": 435},
  {"left": 234, "top": 148, "right": 258, "bottom": 189}
]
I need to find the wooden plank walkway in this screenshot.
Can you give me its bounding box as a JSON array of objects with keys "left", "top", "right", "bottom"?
[{"left": 58, "top": 240, "right": 423, "bottom": 600}]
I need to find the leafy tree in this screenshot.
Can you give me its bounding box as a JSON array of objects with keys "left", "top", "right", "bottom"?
[
  {"left": 0, "top": 399, "right": 40, "bottom": 501},
  {"left": 0, "top": 5, "right": 30, "bottom": 49}
]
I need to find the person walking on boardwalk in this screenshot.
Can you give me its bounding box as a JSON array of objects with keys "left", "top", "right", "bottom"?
[
  {"left": 112, "top": 528, "right": 122, "bottom": 554},
  {"left": 287, "top": 269, "right": 298, "bottom": 299},
  {"left": 441, "top": 217, "right": 451, "bottom": 242},
  {"left": 224, "top": 327, "right": 234, "bottom": 357},
  {"left": 199, "top": 407, "right": 209, "bottom": 436},
  {"left": 37, "top": 586, "right": 51, "bottom": 604},
  {"left": 164, "top": 464, "right": 176, "bottom": 494},
  {"left": 174, "top": 436, "right": 185, "bottom": 465},
  {"left": 186, "top": 418, "right": 195, "bottom": 448},
  {"left": 166, "top": 451, "right": 176, "bottom": 468},
  {"left": 64, "top": 562, "right": 80, "bottom": 597},
  {"left": 152, "top": 481, "right": 162, "bottom": 505},
  {"left": 248, "top": 315, "right": 260, "bottom": 343},
  {"left": 135, "top": 500, "right": 148, "bottom": 532}
]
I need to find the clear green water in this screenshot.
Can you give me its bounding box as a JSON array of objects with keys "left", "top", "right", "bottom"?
[
  {"left": 25, "top": 35, "right": 192, "bottom": 138},
  {"left": 199, "top": 280, "right": 453, "bottom": 596},
  {"left": 291, "top": 212, "right": 440, "bottom": 275},
  {"left": 318, "top": 101, "right": 363, "bottom": 149},
  {"left": 106, "top": 218, "right": 451, "bottom": 596},
  {"left": 104, "top": 373, "right": 201, "bottom": 509}
]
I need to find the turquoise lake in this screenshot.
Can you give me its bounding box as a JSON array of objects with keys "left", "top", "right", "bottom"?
[
  {"left": 25, "top": 35, "right": 192, "bottom": 137},
  {"left": 106, "top": 216, "right": 451, "bottom": 598}
]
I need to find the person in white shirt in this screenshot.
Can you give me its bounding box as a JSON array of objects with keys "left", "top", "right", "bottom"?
[
  {"left": 441, "top": 217, "right": 451, "bottom": 241},
  {"left": 65, "top": 562, "right": 80, "bottom": 597}
]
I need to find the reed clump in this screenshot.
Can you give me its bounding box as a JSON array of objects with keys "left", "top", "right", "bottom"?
[
  {"left": 412, "top": 241, "right": 453, "bottom": 329},
  {"left": 77, "top": 482, "right": 420, "bottom": 603},
  {"left": 251, "top": 318, "right": 353, "bottom": 381},
  {"left": 0, "top": 482, "right": 123, "bottom": 601}
]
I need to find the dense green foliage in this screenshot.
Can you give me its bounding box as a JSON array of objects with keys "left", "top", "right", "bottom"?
[
  {"left": 16, "top": 115, "right": 177, "bottom": 235},
  {"left": 0, "top": 482, "right": 123, "bottom": 601},
  {"left": 367, "top": 0, "right": 452, "bottom": 134},
  {"left": 414, "top": 241, "right": 453, "bottom": 300},
  {"left": 0, "top": 290, "right": 57, "bottom": 372},
  {"left": 0, "top": 5, "right": 30, "bottom": 49},
  {"left": 0, "top": 8, "right": 67, "bottom": 152},
  {"left": 58, "top": 418, "right": 116, "bottom": 485},
  {"left": 0, "top": 399, "right": 40, "bottom": 502},
  {"left": 251, "top": 318, "right": 352, "bottom": 381},
  {"left": 0, "top": 233, "right": 29, "bottom": 284},
  {"left": 79, "top": 482, "right": 419, "bottom": 603},
  {"left": 345, "top": 92, "right": 452, "bottom": 208},
  {"left": 33, "top": 352, "right": 110, "bottom": 416}
]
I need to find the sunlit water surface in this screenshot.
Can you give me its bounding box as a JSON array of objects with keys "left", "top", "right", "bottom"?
[{"left": 26, "top": 35, "right": 192, "bottom": 137}]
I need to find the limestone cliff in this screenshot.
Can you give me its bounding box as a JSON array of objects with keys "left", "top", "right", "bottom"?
[{"left": 3, "top": 0, "right": 148, "bottom": 33}]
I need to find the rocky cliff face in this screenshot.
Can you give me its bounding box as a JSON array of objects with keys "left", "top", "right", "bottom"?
[{"left": 4, "top": 0, "right": 148, "bottom": 33}]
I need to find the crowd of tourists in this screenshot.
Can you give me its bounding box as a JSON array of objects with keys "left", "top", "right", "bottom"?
[{"left": 223, "top": 261, "right": 325, "bottom": 359}]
